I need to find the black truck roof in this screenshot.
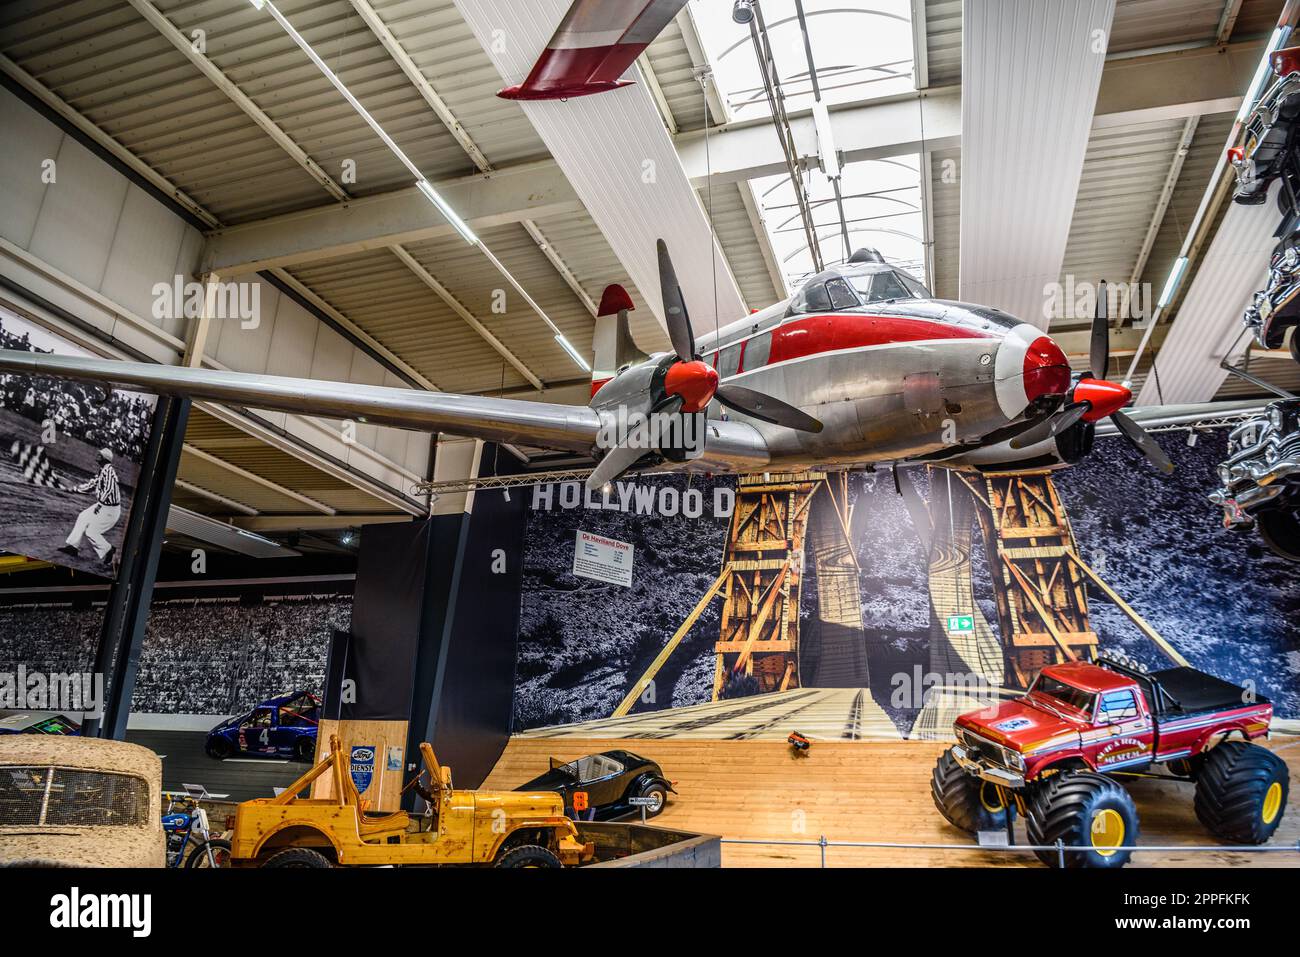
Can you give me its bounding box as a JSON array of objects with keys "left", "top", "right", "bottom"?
[{"left": 1097, "top": 659, "right": 1267, "bottom": 719}]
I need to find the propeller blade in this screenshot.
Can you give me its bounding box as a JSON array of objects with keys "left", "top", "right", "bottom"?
[
  {"left": 714, "top": 384, "right": 823, "bottom": 432},
  {"left": 1008, "top": 403, "right": 1090, "bottom": 450},
  {"left": 1090, "top": 279, "right": 1110, "bottom": 379},
  {"left": 656, "top": 239, "right": 696, "bottom": 362},
  {"left": 584, "top": 395, "right": 687, "bottom": 491},
  {"left": 585, "top": 441, "right": 651, "bottom": 492},
  {"left": 1110, "top": 409, "right": 1174, "bottom": 474}
]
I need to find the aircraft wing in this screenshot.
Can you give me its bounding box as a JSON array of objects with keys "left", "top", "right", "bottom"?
[
  {"left": 497, "top": 0, "right": 690, "bottom": 100},
  {"left": 0, "top": 349, "right": 603, "bottom": 453},
  {"left": 0, "top": 349, "right": 773, "bottom": 471}
]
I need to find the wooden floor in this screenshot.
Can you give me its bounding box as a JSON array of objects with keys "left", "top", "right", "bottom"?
[{"left": 485, "top": 735, "right": 1300, "bottom": 868}]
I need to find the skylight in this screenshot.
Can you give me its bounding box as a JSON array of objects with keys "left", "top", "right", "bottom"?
[{"left": 689, "top": 0, "right": 926, "bottom": 294}]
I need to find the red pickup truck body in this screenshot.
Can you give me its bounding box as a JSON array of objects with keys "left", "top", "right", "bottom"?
[{"left": 953, "top": 660, "right": 1272, "bottom": 787}]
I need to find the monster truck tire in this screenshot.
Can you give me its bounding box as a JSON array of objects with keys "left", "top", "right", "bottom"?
[
  {"left": 495, "top": 844, "right": 562, "bottom": 868},
  {"left": 1194, "top": 741, "right": 1289, "bottom": 844},
  {"left": 261, "top": 847, "right": 332, "bottom": 868},
  {"left": 930, "top": 746, "right": 1011, "bottom": 833},
  {"left": 205, "top": 738, "right": 232, "bottom": 760},
  {"left": 294, "top": 738, "right": 315, "bottom": 762},
  {"left": 1257, "top": 508, "right": 1300, "bottom": 562},
  {"left": 1026, "top": 771, "right": 1138, "bottom": 868}
]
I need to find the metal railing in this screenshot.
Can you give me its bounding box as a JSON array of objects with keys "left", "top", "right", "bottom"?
[{"left": 720, "top": 836, "right": 1300, "bottom": 868}]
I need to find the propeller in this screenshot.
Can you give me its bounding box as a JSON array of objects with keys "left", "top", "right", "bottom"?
[
  {"left": 1011, "top": 280, "right": 1173, "bottom": 473},
  {"left": 584, "top": 241, "right": 822, "bottom": 491},
  {"left": 653, "top": 240, "right": 822, "bottom": 432}
]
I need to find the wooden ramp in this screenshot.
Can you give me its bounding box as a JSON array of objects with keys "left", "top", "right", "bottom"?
[
  {"left": 519, "top": 688, "right": 901, "bottom": 741},
  {"left": 485, "top": 737, "right": 1300, "bottom": 868}
]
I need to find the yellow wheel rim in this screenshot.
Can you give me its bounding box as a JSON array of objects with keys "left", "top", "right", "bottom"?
[
  {"left": 979, "top": 783, "right": 1005, "bottom": 814},
  {"left": 1262, "top": 781, "right": 1283, "bottom": 825},
  {"left": 1090, "top": 808, "right": 1125, "bottom": 856}
]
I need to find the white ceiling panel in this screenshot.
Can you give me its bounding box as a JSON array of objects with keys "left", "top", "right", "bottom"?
[{"left": 958, "top": 0, "right": 1115, "bottom": 327}]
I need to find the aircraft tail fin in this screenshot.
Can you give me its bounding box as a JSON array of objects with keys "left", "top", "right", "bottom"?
[{"left": 592, "top": 284, "right": 646, "bottom": 396}]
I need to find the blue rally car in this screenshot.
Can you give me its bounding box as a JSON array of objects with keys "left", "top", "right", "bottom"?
[{"left": 205, "top": 691, "right": 320, "bottom": 762}]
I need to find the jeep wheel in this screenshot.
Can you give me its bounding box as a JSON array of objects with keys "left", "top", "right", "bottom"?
[
  {"left": 638, "top": 782, "right": 668, "bottom": 817},
  {"left": 1257, "top": 508, "right": 1300, "bottom": 563},
  {"left": 930, "top": 746, "right": 1011, "bottom": 833},
  {"left": 261, "top": 847, "right": 332, "bottom": 868},
  {"left": 495, "top": 845, "right": 562, "bottom": 868},
  {"left": 1194, "top": 741, "right": 1289, "bottom": 844},
  {"left": 294, "top": 737, "right": 316, "bottom": 763},
  {"left": 1026, "top": 771, "right": 1138, "bottom": 868}
]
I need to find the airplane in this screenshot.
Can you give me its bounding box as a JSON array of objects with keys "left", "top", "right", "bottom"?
[{"left": 0, "top": 240, "right": 1171, "bottom": 497}]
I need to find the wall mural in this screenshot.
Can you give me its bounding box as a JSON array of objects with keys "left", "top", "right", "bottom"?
[
  {"left": 0, "top": 595, "right": 343, "bottom": 716},
  {"left": 513, "top": 431, "right": 1300, "bottom": 738},
  {"left": 0, "top": 306, "right": 157, "bottom": 578}
]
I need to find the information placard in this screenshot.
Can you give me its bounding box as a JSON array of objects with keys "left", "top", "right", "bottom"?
[{"left": 573, "top": 529, "right": 634, "bottom": 587}]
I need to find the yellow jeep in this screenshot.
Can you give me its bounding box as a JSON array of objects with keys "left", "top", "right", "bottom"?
[{"left": 231, "top": 735, "right": 593, "bottom": 868}]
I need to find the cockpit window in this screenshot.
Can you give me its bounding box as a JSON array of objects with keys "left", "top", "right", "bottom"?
[
  {"left": 826, "top": 278, "right": 859, "bottom": 310},
  {"left": 848, "top": 271, "right": 911, "bottom": 303},
  {"left": 791, "top": 282, "right": 831, "bottom": 314},
  {"left": 897, "top": 273, "right": 932, "bottom": 299}
]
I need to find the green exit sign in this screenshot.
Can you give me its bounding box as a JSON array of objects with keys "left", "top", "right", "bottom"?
[{"left": 947, "top": 614, "right": 975, "bottom": 634}]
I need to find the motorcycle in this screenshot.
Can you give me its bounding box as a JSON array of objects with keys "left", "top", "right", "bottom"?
[
  {"left": 162, "top": 788, "right": 231, "bottom": 868},
  {"left": 1209, "top": 399, "right": 1300, "bottom": 562}
]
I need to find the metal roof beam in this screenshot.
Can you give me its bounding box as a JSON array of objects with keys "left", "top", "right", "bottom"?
[
  {"left": 181, "top": 444, "right": 337, "bottom": 515},
  {"left": 0, "top": 54, "right": 218, "bottom": 229},
  {"left": 345, "top": 0, "right": 492, "bottom": 174},
  {"left": 202, "top": 162, "right": 582, "bottom": 275},
  {"left": 387, "top": 245, "right": 544, "bottom": 390},
  {"left": 678, "top": 89, "right": 962, "bottom": 187},
  {"left": 678, "top": 38, "right": 1264, "bottom": 188},
  {"left": 124, "top": 0, "right": 347, "bottom": 202}
]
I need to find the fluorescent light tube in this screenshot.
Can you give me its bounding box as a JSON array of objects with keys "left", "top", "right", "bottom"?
[
  {"left": 555, "top": 334, "right": 590, "bottom": 371},
  {"left": 1158, "top": 256, "right": 1189, "bottom": 308},
  {"left": 415, "top": 179, "right": 479, "bottom": 246}
]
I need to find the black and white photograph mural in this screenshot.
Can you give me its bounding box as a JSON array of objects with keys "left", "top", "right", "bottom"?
[
  {"left": 0, "top": 306, "right": 156, "bottom": 577},
  {"left": 513, "top": 431, "right": 1300, "bottom": 735},
  {"left": 0, "top": 593, "right": 344, "bottom": 716}
]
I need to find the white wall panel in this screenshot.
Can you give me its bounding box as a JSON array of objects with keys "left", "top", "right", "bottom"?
[
  {"left": 100, "top": 185, "right": 190, "bottom": 322},
  {"left": 347, "top": 349, "right": 387, "bottom": 452},
  {"left": 263, "top": 287, "right": 318, "bottom": 381},
  {"left": 27, "top": 135, "right": 128, "bottom": 292},
  {"left": 959, "top": 0, "right": 1116, "bottom": 327},
  {"left": 211, "top": 278, "right": 276, "bottom": 375},
  {"left": 0, "top": 89, "right": 62, "bottom": 249}
]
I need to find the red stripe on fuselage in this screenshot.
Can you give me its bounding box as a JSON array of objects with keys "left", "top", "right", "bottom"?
[
  {"left": 748, "top": 314, "right": 994, "bottom": 369},
  {"left": 593, "top": 313, "right": 994, "bottom": 398}
]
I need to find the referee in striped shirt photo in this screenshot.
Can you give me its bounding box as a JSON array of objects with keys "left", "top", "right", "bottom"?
[{"left": 58, "top": 447, "right": 122, "bottom": 568}]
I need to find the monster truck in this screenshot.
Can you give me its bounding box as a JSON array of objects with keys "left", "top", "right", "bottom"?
[{"left": 931, "top": 658, "right": 1288, "bottom": 868}]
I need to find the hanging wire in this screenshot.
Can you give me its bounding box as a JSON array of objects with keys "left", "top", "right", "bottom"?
[{"left": 702, "top": 68, "right": 721, "bottom": 343}]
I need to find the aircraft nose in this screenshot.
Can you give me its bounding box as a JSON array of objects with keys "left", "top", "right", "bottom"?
[{"left": 1023, "top": 335, "right": 1072, "bottom": 401}]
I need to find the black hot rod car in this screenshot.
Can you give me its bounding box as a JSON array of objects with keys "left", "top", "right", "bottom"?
[{"left": 516, "top": 750, "right": 675, "bottom": 820}]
